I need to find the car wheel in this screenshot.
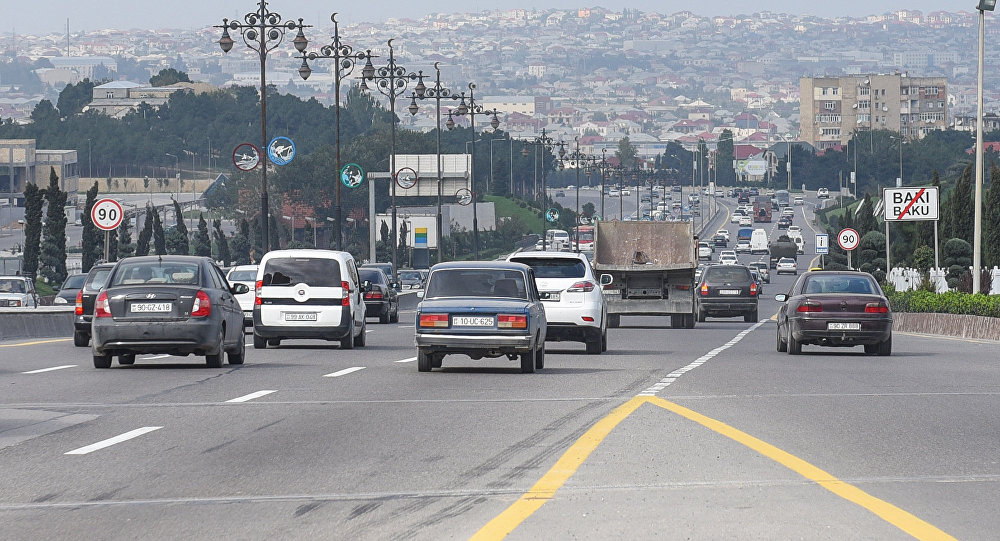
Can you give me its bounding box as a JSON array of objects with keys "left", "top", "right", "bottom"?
[
  {"left": 608, "top": 314, "right": 620, "bottom": 328},
  {"left": 520, "top": 348, "right": 536, "bottom": 373},
  {"left": 776, "top": 325, "right": 787, "bottom": 352},
  {"left": 432, "top": 354, "right": 444, "bottom": 368},
  {"left": 585, "top": 333, "right": 602, "bottom": 354},
  {"left": 253, "top": 333, "right": 267, "bottom": 349},
  {"left": 118, "top": 354, "right": 136, "bottom": 365},
  {"left": 73, "top": 330, "right": 89, "bottom": 347},
  {"left": 417, "top": 349, "right": 432, "bottom": 372},
  {"left": 390, "top": 306, "right": 399, "bottom": 323},
  {"left": 379, "top": 308, "right": 389, "bottom": 324},
  {"left": 697, "top": 309, "right": 706, "bottom": 322},
  {"left": 340, "top": 323, "right": 356, "bottom": 350},
  {"left": 787, "top": 332, "right": 802, "bottom": 355},
  {"left": 744, "top": 310, "right": 758, "bottom": 323},
  {"left": 601, "top": 329, "right": 608, "bottom": 352},
  {"left": 206, "top": 329, "right": 225, "bottom": 368},
  {"left": 268, "top": 338, "right": 281, "bottom": 347},
  {"left": 535, "top": 344, "right": 545, "bottom": 370},
  {"left": 354, "top": 319, "right": 367, "bottom": 347},
  {"left": 93, "top": 353, "right": 112, "bottom": 369},
  {"left": 228, "top": 333, "right": 246, "bottom": 365}
]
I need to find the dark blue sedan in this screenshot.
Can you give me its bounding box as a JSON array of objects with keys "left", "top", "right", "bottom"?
[{"left": 414, "top": 261, "right": 547, "bottom": 373}]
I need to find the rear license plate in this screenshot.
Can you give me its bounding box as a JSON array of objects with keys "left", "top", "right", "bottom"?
[
  {"left": 130, "top": 302, "right": 172, "bottom": 313},
  {"left": 540, "top": 292, "right": 561, "bottom": 302},
  {"left": 453, "top": 316, "right": 494, "bottom": 327},
  {"left": 828, "top": 322, "right": 861, "bottom": 331},
  {"left": 719, "top": 289, "right": 740, "bottom": 295},
  {"left": 284, "top": 312, "right": 318, "bottom": 321}
]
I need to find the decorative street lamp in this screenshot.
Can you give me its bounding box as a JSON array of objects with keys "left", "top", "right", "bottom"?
[
  {"left": 217, "top": 0, "right": 310, "bottom": 252},
  {"left": 563, "top": 137, "right": 596, "bottom": 252},
  {"left": 519, "top": 129, "right": 560, "bottom": 250},
  {"left": 974, "top": 0, "right": 996, "bottom": 293},
  {"left": 360, "top": 39, "right": 419, "bottom": 281},
  {"left": 298, "top": 13, "right": 373, "bottom": 251}
]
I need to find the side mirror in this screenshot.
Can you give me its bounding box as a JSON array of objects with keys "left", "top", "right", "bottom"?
[
  {"left": 391, "top": 282, "right": 400, "bottom": 290},
  {"left": 774, "top": 294, "right": 787, "bottom": 302},
  {"left": 231, "top": 283, "right": 250, "bottom": 295},
  {"left": 600, "top": 274, "right": 613, "bottom": 286},
  {"left": 416, "top": 291, "right": 424, "bottom": 299}
]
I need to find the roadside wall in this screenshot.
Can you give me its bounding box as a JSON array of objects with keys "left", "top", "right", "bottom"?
[
  {"left": 893, "top": 312, "right": 1000, "bottom": 341},
  {"left": 0, "top": 308, "right": 75, "bottom": 342}
]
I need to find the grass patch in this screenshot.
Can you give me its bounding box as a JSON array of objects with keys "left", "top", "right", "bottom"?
[
  {"left": 484, "top": 195, "right": 543, "bottom": 233},
  {"left": 35, "top": 278, "right": 56, "bottom": 296}
]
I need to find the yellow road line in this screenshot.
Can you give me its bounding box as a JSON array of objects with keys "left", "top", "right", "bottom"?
[
  {"left": 0, "top": 338, "right": 71, "bottom": 348},
  {"left": 646, "top": 396, "right": 957, "bottom": 541},
  {"left": 469, "top": 396, "right": 649, "bottom": 541}
]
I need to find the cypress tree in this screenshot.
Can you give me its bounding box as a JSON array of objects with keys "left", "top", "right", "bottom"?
[
  {"left": 117, "top": 212, "right": 133, "bottom": 259},
  {"left": 983, "top": 163, "right": 1000, "bottom": 269},
  {"left": 39, "top": 167, "right": 68, "bottom": 285},
  {"left": 914, "top": 170, "right": 939, "bottom": 251},
  {"left": 81, "top": 181, "right": 100, "bottom": 271},
  {"left": 135, "top": 207, "right": 153, "bottom": 256},
  {"left": 152, "top": 208, "right": 166, "bottom": 255},
  {"left": 168, "top": 199, "right": 189, "bottom": 255},
  {"left": 193, "top": 213, "right": 212, "bottom": 257},
  {"left": 950, "top": 163, "right": 974, "bottom": 244},
  {"left": 213, "top": 218, "right": 231, "bottom": 266},
  {"left": 22, "top": 181, "right": 44, "bottom": 279}
]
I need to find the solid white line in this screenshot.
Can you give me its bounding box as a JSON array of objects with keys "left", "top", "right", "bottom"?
[
  {"left": 143, "top": 354, "right": 171, "bottom": 360},
  {"left": 226, "top": 390, "right": 277, "bottom": 403},
  {"left": 65, "top": 427, "right": 162, "bottom": 455},
  {"left": 395, "top": 357, "right": 417, "bottom": 363},
  {"left": 22, "top": 365, "right": 76, "bottom": 374},
  {"left": 323, "top": 366, "right": 365, "bottom": 378}
]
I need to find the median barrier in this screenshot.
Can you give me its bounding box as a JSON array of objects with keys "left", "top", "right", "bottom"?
[
  {"left": 893, "top": 312, "right": 1000, "bottom": 341},
  {"left": 0, "top": 307, "right": 75, "bottom": 342}
]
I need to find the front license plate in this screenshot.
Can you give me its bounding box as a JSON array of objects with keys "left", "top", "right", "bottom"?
[
  {"left": 828, "top": 322, "right": 861, "bottom": 331},
  {"left": 453, "top": 316, "right": 494, "bottom": 327},
  {"left": 540, "top": 292, "right": 561, "bottom": 302},
  {"left": 719, "top": 289, "right": 740, "bottom": 295},
  {"left": 284, "top": 312, "right": 318, "bottom": 321},
  {"left": 130, "top": 302, "right": 172, "bottom": 313}
]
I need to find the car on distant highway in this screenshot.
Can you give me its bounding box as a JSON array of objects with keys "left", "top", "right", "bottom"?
[
  {"left": 817, "top": 187, "right": 830, "bottom": 199},
  {"left": 716, "top": 229, "right": 730, "bottom": 242},
  {"left": 608, "top": 188, "right": 620, "bottom": 197},
  {"left": 719, "top": 251, "right": 738, "bottom": 265},
  {"left": 775, "top": 271, "right": 892, "bottom": 355},
  {"left": 0, "top": 276, "right": 39, "bottom": 308},
  {"left": 738, "top": 215, "right": 753, "bottom": 227},
  {"left": 749, "top": 268, "right": 764, "bottom": 294},
  {"left": 698, "top": 241, "right": 714, "bottom": 260},
  {"left": 696, "top": 264, "right": 759, "bottom": 322},
  {"left": 226, "top": 265, "right": 258, "bottom": 327},
  {"left": 415, "top": 261, "right": 547, "bottom": 372},
  {"left": 73, "top": 263, "right": 115, "bottom": 347},
  {"left": 359, "top": 267, "right": 399, "bottom": 324},
  {"left": 787, "top": 225, "right": 802, "bottom": 235},
  {"left": 735, "top": 239, "right": 751, "bottom": 253},
  {"left": 748, "top": 261, "right": 771, "bottom": 283},
  {"left": 712, "top": 234, "right": 728, "bottom": 248},
  {"left": 793, "top": 196, "right": 805, "bottom": 205},
  {"left": 777, "top": 216, "right": 792, "bottom": 229},
  {"left": 398, "top": 269, "right": 425, "bottom": 290},
  {"left": 90, "top": 256, "right": 248, "bottom": 368},
  {"left": 730, "top": 210, "right": 745, "bottom": 224},
  {"left": 775, "top": 257, "right": 798, "bottom": 275},
  {"left": 52, "top": 273, "right": 87, "bottom": 305},
  {"left": 672, "top": 185, "right": 682, "bottom": 192}
]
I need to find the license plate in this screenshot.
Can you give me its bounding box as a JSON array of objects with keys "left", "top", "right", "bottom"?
[
  {"left": 453, "top": 316, "right": 494, "bottom": 327},
  {"left": 828, "top": 322, "right": 861, "bottom": 331},
  {"left": 130, "top": 302, "right": 172, "bottom": 313},
  {"left": 541, "top": 292, "right": 561, "bottom": 302},
  {"left": 719, "top": 289, "right": 740, "bottom": 295},
  {"left": 284, "top": 312, "right": 318, "bottom": 321}
]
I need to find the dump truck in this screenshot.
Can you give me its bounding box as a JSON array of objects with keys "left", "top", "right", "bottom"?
[
  {"left": 753, "top": 196, "right": 772, "bottom": 222},
  {"left": 592, "top": 220, "right": 698, "bottom": 329},
  {"left": 768, "top": 234, "right": 798, "bottom": 268}
]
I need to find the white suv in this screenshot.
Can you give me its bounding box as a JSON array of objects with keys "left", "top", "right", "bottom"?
[
  {"left": 252, "top": 250, "right": 367, "bottom": 349},
  {"left": 507, "top": 251, "right": 607, "bottom": 354},
  {"left": 817, "top": 188, "right": 830, "bottom": 199}
]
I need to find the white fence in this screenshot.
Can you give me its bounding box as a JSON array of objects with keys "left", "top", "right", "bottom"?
[{"left": 886, "top": 266, "right": 1000, "bottom": 294}]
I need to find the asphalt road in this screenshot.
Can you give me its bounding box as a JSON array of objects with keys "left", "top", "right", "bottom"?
[{"left": 1, "top": 194, "right": 997, "bottom": 540}]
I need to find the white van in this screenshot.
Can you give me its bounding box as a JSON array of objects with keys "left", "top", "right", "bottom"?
[
  {"left": 545, "top": 229, "right": 570, "bottom": 251},
  {"left": 252, "top": 249, "right": 367, "bottom": 349},
  {"left": 750, "top": 228, "right": 769, "bottom": 255},
  {"left": 789, "top": 233, "right": 805, "bottom": 254}
]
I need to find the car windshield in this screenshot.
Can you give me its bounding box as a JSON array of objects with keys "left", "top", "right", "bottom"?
[
  {"left": 0, "top": 278, "right": 26, "bottom": 293},
  {"left": 85, "top": 269, "right": 111, "bottom": 291},
  {"left": 359, "top": 269, "right": 386, "bottom": 284},
  {"left": 227, "top": 270, "right": 257, "bottom": 282},
  {"left": 511, "top": 258, "right": 586, "bottom": 279},
  {"left": 111, "top": 261, "right": 201, "bottom": 286},
  {"left": 425, "top": 269, "right": 528, "bottom": 299},
  {"left": 61, "top": 275, "right": 87, "bottom": 289},
  {"left": 704, "top": 267, "right": 751, "bottom": 282},
  {"left": 803, "top": 275, "right": 877, "bottom": 294},
  {"left": 399, "top": 271, "right": 422, "bottom": 281},
  {"left": 263, "top": 258, "right": 342, "bottom": 287}
]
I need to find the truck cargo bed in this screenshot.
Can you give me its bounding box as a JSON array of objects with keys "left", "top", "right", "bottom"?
[{"left": 592, "top": 221, "right": 696, "bottom": 271}]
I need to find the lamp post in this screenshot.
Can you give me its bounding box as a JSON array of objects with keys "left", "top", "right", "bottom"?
[
  {"left": 447, "top": 83, "right": 501, "bottom": 259},
  {"left": 564, "top": 137, "right": 594, "bottom": 251},
  {"left": 217, "top": 1, "right": 310, "bottom": 253},
  {"left": 407, "top": 62, "right": 456, "bottom": 264},
  {"left": 521, "top": 129, "right": 559, "bottom": 250},
  {"left": 974, "top": 0, "right": 995, "bottom": 293},
  {"left": 360, "top": 39, "right": 419, "bottom": 280},
  {"left": 600, "top": 148, "right": 608, "bottom": 218},
  {"left": 164, "top": 152, "right": 179, "bottom": 200},
  {"left": 298, "top": 13, "right": 372, "bottom": 251}
]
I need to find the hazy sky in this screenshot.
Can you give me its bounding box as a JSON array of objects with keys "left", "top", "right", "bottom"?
[{"left": 6, "top": 1, "right": 968, "bottom": 36}]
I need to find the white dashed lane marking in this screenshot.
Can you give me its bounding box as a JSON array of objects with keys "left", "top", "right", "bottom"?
[
  {"left": 65, "top": 427, "right": 162, "bottom": 455},
  {"left": 226, "top": 390, "right": 277, "bottom": 403},
  {"left": 323, "top": 367, "right": 366, "bottom": 378},
  {"left": 22, "top": 365, "right": 76, "bottom": 374},
  {"left": 143, "top": 354, "right": 171, "bottom": 360},
  {"left": 395, "top": 357, "right": 417, "bottom": 363}
]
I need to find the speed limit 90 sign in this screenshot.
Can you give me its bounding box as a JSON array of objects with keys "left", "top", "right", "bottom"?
[
  {"left": 837, "top": 228, "right": 860, "bottom": 251},
  {"left": 91, "top": 198, "right": 124, "bottom": 231}
]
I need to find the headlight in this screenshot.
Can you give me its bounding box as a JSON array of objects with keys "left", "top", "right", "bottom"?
[{"left": 53, "top": 297, "right": 68, "bottom": 304}]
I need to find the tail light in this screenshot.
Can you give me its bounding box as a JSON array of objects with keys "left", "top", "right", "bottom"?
[
  {"left": 674, "top": 284, "right": 690, "bottom": 291},
  {"left": 75, "top": 290, "right": 84, "bottom": 315},
  {"left": 749, "top": 282, "right": 758, "bottom": 296},
  {"left": 254, "top": 280, "right": 263, "bottom": 305},
  {"left": 191, "top": 290, "right": 211, "bottom": 317},
  {"left": 797, "top": 302, "right": 822, "bottom": 313},
  {"left": 700, "top": 283, "right": 709, "bottom": 296},
  {"left": 419, "top": 313, "right": 449, "bottom": 328},
  {"left": 497, "top": 314, "right": 528, "bottom": 329},
  {"left": 567, "top": 281, "right": 595, "bottom": 292},
  {"left": 341, "top": 280, "right": 351, "bottom": 307},
  {"left": 365, "top": 290, "right": 384, "bottom": 300},
  {"left": 95, "top": 291, "right": 111, "bottom": 318},
  {"left": 582, "top": 316, "right": 595, "bottom": 322},
  {"left": 865, "top": 302, "right": 889, "bottom": 313}
]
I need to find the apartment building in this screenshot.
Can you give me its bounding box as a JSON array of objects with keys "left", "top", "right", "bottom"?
[{"left": 800, "top": 74, "right": 948, "bottom": 150}]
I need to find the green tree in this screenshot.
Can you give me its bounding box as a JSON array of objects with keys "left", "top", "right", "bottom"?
[
  {"left": 914, "top": 170, "right": 940, "bottom": 251},
  {"left": 81, "top": 181, "right": 101, "bottom": 271},
  {"left": 193, "top": 213, "right": 212, "bottom": 257},
  {"left": 616, "top": 136, "right": 638, "bottom": 169},
  {"left": 118, "top": 212, "right": 134, "bottom": 259},
  {"left": 149, "top": 68, "right": 191, "bottom": 87},
  {"left": 983, "top": 163, "right": 1000, "bottom": 269},
  {"left": 39, "top": 168, "right": 68, "bottom": 285},
  {"left": 166, "top": 200, "right": 189, "bottom": 254},
  {"left": 56, "top": 79, "right": 97, "bottom": 118},
  {"left": 152, "top": 208, "right": 167, "bottom": 255},
  {"left": 582, "top": 202, "right": 595, "bottom": 218},
  {"left": 136, "top": 207, "right": 153, "bottom": 256},
  {"left": 213, "top": 219, "right": 231, "bottom": 266},
  {"left": 912, "top": 245, "right": 935, "bottom": 272},
  {"left": 948, "top": 164, "right": 974, "bottom": 243},
  {"left": 230, "top": 228, "right": 251, "bottom": 266},
  {"left": 716, "top": 130, "right": 736, "bottom": 186},
  {"left": 854, "top": 193, "right": 878, "bottom": 239},
  {"left": 22, "top": 181, "right": 44, "bottom": 279}
]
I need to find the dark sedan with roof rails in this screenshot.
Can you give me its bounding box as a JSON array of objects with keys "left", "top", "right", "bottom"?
[
  {"left": 90, "top": 256, "right": 249, "bottom": 368},
  {"left": 414, "top": 261, "right": 546, "bottom": 373},
  {"left": 775, "top": 271, "right": 892, "bottom": 356}
]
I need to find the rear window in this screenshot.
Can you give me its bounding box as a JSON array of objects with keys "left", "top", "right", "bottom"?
[
  {"left": 262, "top": 258, "right": 342, "bottom": 287},
  {"left": 803, "top": 275, "right": 876, "bottom": 295},
  {"left": 0, "top": 278, "right": 27, "bottom": 293},
  {"left": 85, "top": 268, "right": 111, "bottom": 291},
  {"left": 111, "top": 261, "right": 201, "bottom": 286},
  {"left": 425, "top": 269, "right": 527, "bottom": 299},
  {"left": 511, "top": 258, "right": 586, "bottom": 279},
  {"left": 227, "top": 270, "right": 257, "bottom": 282},
  {"left": 359, "top": 269, "right": 386, "bottom": 284},
  {"left": 62, "top": 274, "right": 87, "bottom": 289},
  {"left": 703, "top": 267, "right": 752, "bottom": 283}
]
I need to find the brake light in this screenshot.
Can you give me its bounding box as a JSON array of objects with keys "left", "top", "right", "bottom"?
[
  {"left": 191, "top": 290, "right": 211, "bottom": 317},
  {"left": 582, "top": 316, "right": 595, "bottom": 322},
  {"left": 797, "top": 302, "right": 822, "bottom": 313},
  {"left": 865, "top": 302, "right": 889, "bottom": 313},
  {"left": 254, "top": 280, "right": 263, "bottom": 306},
  {"left": 750, "top": 282, "right": 758, "bottom": 296},
  {"left": 365, "top": 290, "right": 384, "bottom": 300},
  {"left": 675, "top": 284, "right": 691, "bottom": 290},
  {"left": 419, "top": 313, "right": 449, "bottom": 328},
  {"left": 75, "top": 290, "right": 84, "bottom": 315},
  {"left": 341, "top": 280, "right": 351, "bottom": 307},
  {"left": 567, "top": 281, "right": 595, "bottom": 292},
  {"left": 700, "top": 283, "right": 709, "bottom": 296},
  {"left": 497, "top": 314, "right": 528, "bottom": 329},
  {"left": 95, "top": 291, "right": 111, "bottom": 318}
]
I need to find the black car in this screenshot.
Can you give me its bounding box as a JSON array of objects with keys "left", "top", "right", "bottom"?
[
  {"left": 696, "top": 265, "right": 759, "bottom": 323},
  {"left": 359, "top": 267, "right": 399, "bottom": 323},
  {"left": 361, "top": 262, "right": 398, "bottom": 289},
  {"left": 712, "top": 234, "right": 728, "bottom": 247},
  {"left": 53, "top": 273, "right": 87, "bottom": 306},
  {"left": 777, "top": 217, "right": 792, "bottom": 229},
  {"left": 73, "top": 263, "right": 115, "bottom": 347},
  {"left": 90, "top": 256, "right": 249, "bottom": 368}
]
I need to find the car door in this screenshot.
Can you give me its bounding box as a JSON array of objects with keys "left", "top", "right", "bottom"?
[
  {"left": 211, "top": 263, "right": 240, "bottom": 345},
  {"left": 347, "top": 258, "right": 364, "bottom": 332},
  {"left": 526, "top": 269, "right": 546, "bottom": 342}
]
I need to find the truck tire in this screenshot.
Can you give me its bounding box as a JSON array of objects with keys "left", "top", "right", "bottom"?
[
  {"left": 670, "top": 315, "right": 681, "bottom": 328},
  {"left": 608, "top": 314, "right": 620, "bottom": 328},
  {"left": 684, "top": 314, "right": 695, "bottom": 329}
]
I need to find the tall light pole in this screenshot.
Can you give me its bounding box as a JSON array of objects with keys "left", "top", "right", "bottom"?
[
  {"left": 521, "top": 129, "right": 559, "bottom": 250},
  {"left": 298, "top": 12, "right": 372, "bottom": 251},
  {"left": 974, "top": 0, "right": 995, "bottom": 293},
  {"left": 165, "top": 152, "right": 179, "bottom": 200},
  {"left": 217, "top": 1, "right": 310, "bottom": 253},
  {"left": 448, "top": 83, "right": 500, "bottom": 259},
  {"left": 361, "top": 39, "right": 419, "bottom": 280}
]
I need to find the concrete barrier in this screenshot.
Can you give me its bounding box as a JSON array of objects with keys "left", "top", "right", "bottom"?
[
  {"left": 0, "top": 307, "right": 75, "bottom": 342},
  {"left": 893, "top": 312, "right": 1000, "bottom": 341}
]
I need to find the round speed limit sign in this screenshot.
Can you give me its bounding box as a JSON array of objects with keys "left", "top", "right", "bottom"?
[
  {"left": 91, "top": 198, "right": 124, "bottom": 231},
  {"left": 837, "top": 228, "right": 860, "bottom": 251}
]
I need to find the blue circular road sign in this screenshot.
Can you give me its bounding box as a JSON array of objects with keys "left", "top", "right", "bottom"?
[{"left": 267, "top": 136, "right": 296, "bottom": 166}]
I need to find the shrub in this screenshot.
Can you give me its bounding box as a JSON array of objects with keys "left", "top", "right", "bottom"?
[{"left": 886, "top": 289, "right": 1000, "bottom": 318}]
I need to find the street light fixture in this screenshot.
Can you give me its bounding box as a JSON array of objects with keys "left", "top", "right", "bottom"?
[
  {"left": 217, "top": 1, "right": 310, "bottom": 253},
  {"left": 974, "top": 0, "right": 995, "bottom": 293},
  {"left": 298, "top": 13, "right": 373, "bottom": 252}
]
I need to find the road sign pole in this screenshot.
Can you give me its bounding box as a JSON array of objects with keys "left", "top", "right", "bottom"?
[
  {"left": 104, "top": 230, "right": 109, "bottom": 263},
  {"left": 848, "top": 250, "right": 852, "bottom": 270},
  {"left": 885, "top": 220, "right": 890, "bottom": 275},
  {"left": 934, "top": 220, "right": 939, "bottom": 271}
]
